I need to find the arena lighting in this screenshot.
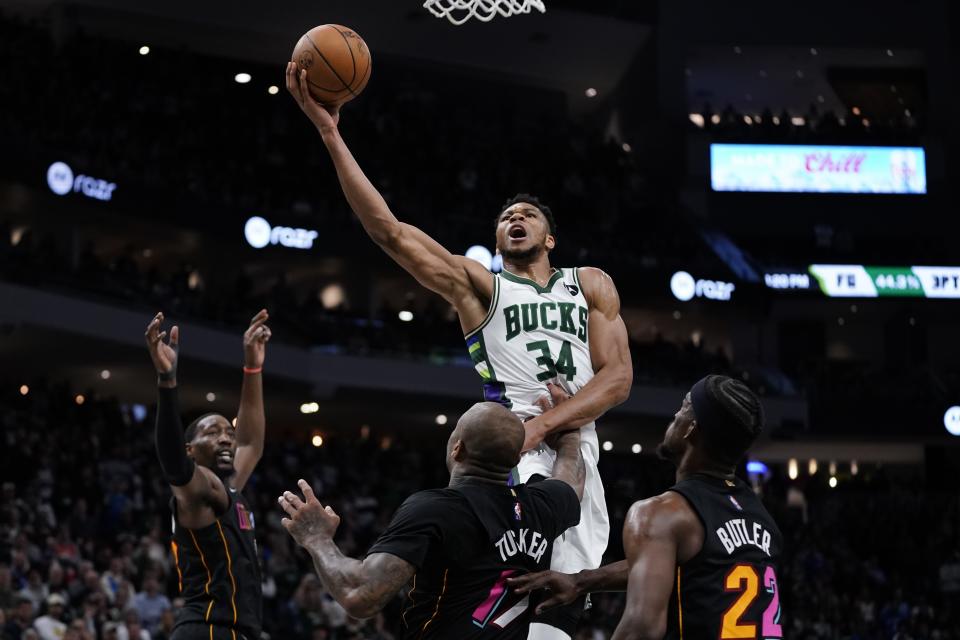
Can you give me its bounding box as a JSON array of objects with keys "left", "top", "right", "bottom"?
[
  {"left": 435, "top": 414, "right": 448, "bottom": 426},
  {"left": 622, "top": 143, "right": 632, "bottom": 153},
  {"left": 808, "top": 459, "right": 818, "bottom": 475},
  {"left": 100, "top": 369, "right": 111, "bottom": 380},
  {"left": 320, "top": 284, "right": 345, "bottom": 310},
  {"left": 130, "top": 404, "right": 147, "bottom": 424},
  {"left": 300, "top": 402, "right": 319, "bottom": 415},
  {"left": 829, "top": 476, "right": 838, "bottom": 488},
  {"left": 139, "top": 45, "right": 150, "bottom": 55},
  {"left": 75, "top": 395, "right": 85, "bottom": 405},
  {"left": 206, "top": 392, "right": 216, "bottom": 402},
  {"left": 746, "top": 461, "right": 769, "bottom": 475},
  {"left": 585, "top": 88, "right": 597, "bottom": 98},
  {"left": 267, "top": 85, "right": 279, "bottom": 95},
  {"left": 398, "top": 310, "right": 414, "bottom": 322},
  {"left": 631, "top": 444, "right": 642, "bottom": 454},
  {"left": 809, "top": 265, "right": 960, "bottom": 298},
  {"left": 851, "top": 460, "right": 859, "bottom": 475},
  {"left": 944, "top": 406, "right": 960, "bottom": 436},
  {"left": 828, "top": 461, "right": 837, "bottom": 476},
  {"left": 787, "top": 458, "right": 799, "bottom": 480},
  {"left": 670, "top": 271, "right": 735, "bottom": 302},
  {"left": 234, "top": 73, "right": 252, "bottom": 84},
  {"left": 602, "top": 441, "right": 613, "bottom": 452},
  {"left": 19, "top": 385, "right": 29, "bottom": 396},
  {"left": 311, "top": 435, "right": 323, "bottom": 447},
  {"left": 465, "top": 245, "right": 494, "bottom": 271}
]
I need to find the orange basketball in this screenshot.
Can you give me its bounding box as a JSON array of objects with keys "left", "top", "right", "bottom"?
[{"left": 291, "top": 24, "right": 372, "bottom": 106}]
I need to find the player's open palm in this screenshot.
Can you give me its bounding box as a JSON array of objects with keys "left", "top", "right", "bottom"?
[
  {"left": 285, "top": 61, "right": 340, "bottom": 132},
  {"left": 243, "top": 309, "right": 272, "bottom": 369},
  {"left": 144, "top": 312, "right": 179, "bottom": 376},
  {"left": 279, "top": 479, "right": 341, "bottom": 547}
]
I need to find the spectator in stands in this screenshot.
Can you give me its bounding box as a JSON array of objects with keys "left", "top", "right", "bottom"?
[
  {"left": 31, "top": 594, "right": 66, "bottom": 640},
  {"left": 116, "top": 611, "right": 149, "bottom": 640},
  {"left": 4, "top": 595, "right": 36, "bottom": 640},
  {"left": 131, "top": 577, "right": 169, "bottom": 635}
]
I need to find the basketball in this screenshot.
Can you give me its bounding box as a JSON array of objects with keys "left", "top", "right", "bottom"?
[{"left": 291, "top": 24, "right": 372, "bottom": 106}]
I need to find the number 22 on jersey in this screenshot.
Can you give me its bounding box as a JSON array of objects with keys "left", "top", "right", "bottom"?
[{"left": 721, "top": 564, "right": 782, "bottom": 639}]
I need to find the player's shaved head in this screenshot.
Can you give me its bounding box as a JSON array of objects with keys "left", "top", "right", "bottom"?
[{"left": 446, "top": 402, "right": 525, "bottom": 476}]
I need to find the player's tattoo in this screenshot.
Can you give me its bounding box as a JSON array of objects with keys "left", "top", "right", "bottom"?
[{"left": 304, "top": 541, "right": 415, "bottom": 618}]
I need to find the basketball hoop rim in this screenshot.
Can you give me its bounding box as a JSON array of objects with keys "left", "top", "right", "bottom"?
[{"left": 422, "top": 0, "right": 547, "bottom": 25}]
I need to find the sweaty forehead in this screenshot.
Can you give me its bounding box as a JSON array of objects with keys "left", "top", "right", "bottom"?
[
  {"left": 502, "top": 204, "right": 542, "bottom": 217},
  {"left": 198, "top": 415, "right": 231, "bottom": 431}
]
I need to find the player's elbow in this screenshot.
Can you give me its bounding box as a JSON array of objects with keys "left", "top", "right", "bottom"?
[
  {"left": 609, "top": 364, "right": 633, "bottom": 406},
  {"left": 341, "top": 593, "right": 379, "bottom": 620},
  {"left": 615, "top": 616, "right": 666, "bottom": 640},
  {"left": 370, "top": 219, "right": 403, "bottom": 250}
]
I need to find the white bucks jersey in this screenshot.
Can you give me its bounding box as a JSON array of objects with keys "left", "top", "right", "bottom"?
[
  {"left": 466, "top": 268, "right": 594, "bottom": 420},
  {"left": 466, "top": 267, "right": 609, "bottom": 574}
]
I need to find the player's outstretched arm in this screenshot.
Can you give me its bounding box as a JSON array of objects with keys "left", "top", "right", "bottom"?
[
  {"left": 611, "top": 494, "right": 703, "bottom": 640},
  {"left": 547, "top": 419, "right": 585, "bottom": 500},
  {"left": 279, "top": 479, "right": 416, "bottom": 619},
  {"left": 285, "top": 63, "right": 491, "bottom": 312},
  {"left": 145, "top": 314, "right": 228, "bottom": 525},
  {"left": 232, "top": 309, "right": 271, "bottom": 492},
  {"left": 507, "top": 560, "right": 629, "bottom": 614},
  {"left": 522, "top": 268, "right": 633, "bottom": 450}
]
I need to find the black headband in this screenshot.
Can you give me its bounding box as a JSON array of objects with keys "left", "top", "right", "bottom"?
[{"left": 690, "top": 376, "right": 739, "bottom": 436}]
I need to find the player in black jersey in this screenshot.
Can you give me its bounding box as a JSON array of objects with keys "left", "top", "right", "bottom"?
[
  {"left": 145, "top": 310, "right": 271, "bottom": 640},
  {"left": 509, "top": 375, "right": 784, "bottom": 640},
  {"left": 277, "top": 395, "right": 585, "bottom": 639}
]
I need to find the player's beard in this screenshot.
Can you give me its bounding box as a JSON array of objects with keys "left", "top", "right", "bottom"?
[
  {"left": 656, "top": 440, "right": 682, "bottom": 464},
  {"left": 500, "top": 243, "right": 545, "bottom": 263}
]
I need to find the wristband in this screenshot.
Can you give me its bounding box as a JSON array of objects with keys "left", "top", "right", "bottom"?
[
  {"left": 243, "top": 366, "right": 263, "bottom": 375},
  {"left": 158, "top": 369, "right": 176, "bottom": 382}
]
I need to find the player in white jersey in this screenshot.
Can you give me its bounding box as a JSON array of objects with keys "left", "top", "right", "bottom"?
[{"left": 286, "top": 65, "right": 634, "bottom": 640}]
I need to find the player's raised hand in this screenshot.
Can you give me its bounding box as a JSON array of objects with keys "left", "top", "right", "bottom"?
[
  {"left": 286, "top": 61, "right": 340, "bottom": 134},
  {"left": 505, "top": 570, "right": 580, "bottom": 614},
  {"left": 243, "top": 309, "right": 271, "bottom": 369},
  {"left": 144, "top": 312, "right": 179, "bottom": 379},
  {"left": 278, "top": 479, "right": 341, "bottom": 547}
]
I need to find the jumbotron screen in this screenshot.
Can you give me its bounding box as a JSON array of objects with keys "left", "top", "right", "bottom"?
[{"left": 711, "top": 144, "right": 927, "bottom": 194}]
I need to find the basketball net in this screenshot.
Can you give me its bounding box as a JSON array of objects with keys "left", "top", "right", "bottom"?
[{"left": 423, "top": 0, "right": 546, "bottom": 25}]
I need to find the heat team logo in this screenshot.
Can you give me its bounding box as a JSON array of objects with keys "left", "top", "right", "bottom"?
[{"left": 236, "top": 502, "right": 256, "bottom": 530}]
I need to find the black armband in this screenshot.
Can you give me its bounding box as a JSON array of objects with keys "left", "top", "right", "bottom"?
[{"left": 156, "top": 386, "right": 195, "bottom": 486}]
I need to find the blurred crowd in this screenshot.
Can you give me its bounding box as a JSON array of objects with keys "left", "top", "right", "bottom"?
[
  {"left": 0, "top": 10, "right": 702, "bottom": 280},
  {"left": 2, "top": 382, "right": 959, "bottom": 640},
  {"left": 691, "top": 103, "right": 923, "bottom": 145},
  {"left": 0, "top": 10, "right": 749, "bottom": 393}
]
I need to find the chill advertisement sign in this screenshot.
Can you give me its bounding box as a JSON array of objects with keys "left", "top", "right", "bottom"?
[{"left": 711, "top": 144, "right": 926, "bottom": 194}]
